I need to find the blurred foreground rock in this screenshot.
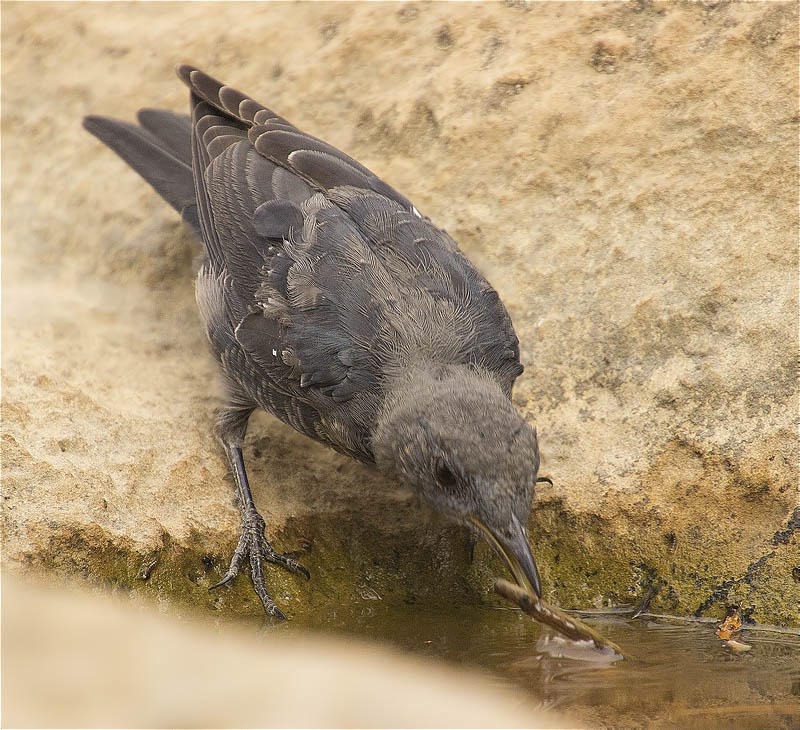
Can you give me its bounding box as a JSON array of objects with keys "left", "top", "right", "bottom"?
[
  {"left": 2, "top": 2, "right": 797, "bottom": 624},
  {"left": 1, "top": 575, "right": 568, "bottom": 728}
]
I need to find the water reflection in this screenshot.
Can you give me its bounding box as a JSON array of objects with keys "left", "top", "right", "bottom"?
[{"left": 289, "top": 602, "right": 800, "bottom": 728}]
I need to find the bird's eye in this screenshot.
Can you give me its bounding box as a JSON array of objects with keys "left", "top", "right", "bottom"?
[{"left": 435, "top": 462, "right": 458, "bottom": 489}]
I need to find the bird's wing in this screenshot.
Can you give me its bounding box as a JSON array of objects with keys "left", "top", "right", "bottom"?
[
  {"left": 180, "top": 65, "right": 393, "bottom": 457},
  {"left": 180, "top": 66, "right": 522, "bottom": 456}
]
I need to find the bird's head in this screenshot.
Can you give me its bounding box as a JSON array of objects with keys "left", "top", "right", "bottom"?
[{"left": 373, "top": 365, "right": 544, "bottom": 596}]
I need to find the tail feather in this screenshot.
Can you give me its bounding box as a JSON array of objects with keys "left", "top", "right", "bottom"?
[
  {"left": 82, "top": 113, "right": 198, "bottom": 230},
  {"left": 136, "top": 109, "right": 192, "bottom": 165}
]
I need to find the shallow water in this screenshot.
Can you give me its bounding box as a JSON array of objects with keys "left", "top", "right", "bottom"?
[{"left": 288, "top": 602, "right": 800, "bottom": 729}]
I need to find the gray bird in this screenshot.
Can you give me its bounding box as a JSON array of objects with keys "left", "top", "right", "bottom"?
[{"left": 84, "top": 65, "right": 548, "bottom": 619}]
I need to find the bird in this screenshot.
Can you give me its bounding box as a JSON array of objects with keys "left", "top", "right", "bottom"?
[{"left": 83, "top": 65, "right": 549, "bottom": 619}]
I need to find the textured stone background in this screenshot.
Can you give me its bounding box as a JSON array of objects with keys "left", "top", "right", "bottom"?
[{"left": 2, "top": 1, "right": 798, "bottom": 624}]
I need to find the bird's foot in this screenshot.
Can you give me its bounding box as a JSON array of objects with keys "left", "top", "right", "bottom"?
[{"left": 210, "top": 506, "right": 309, "bottom": 619}]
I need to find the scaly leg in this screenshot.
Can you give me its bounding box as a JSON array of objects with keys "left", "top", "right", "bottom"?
[{"left": 209, "top": 405, "right": 309, "bottom": 619}]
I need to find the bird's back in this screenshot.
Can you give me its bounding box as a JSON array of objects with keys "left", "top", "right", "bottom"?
[{"left": 92, "top": 66, "right": 524, "bottom": 462}]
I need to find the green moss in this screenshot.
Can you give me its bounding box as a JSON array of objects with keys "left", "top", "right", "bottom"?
[
  {"left": 17, "top": 492, "right": 799, "bottom": 629},
  {"left": 523, "top": 497, "right": 800, "bottom": 626}
]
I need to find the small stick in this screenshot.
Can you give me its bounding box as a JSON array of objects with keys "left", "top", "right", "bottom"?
[{"left": 494, "top": 578, "right": 625, "bottom": 657}]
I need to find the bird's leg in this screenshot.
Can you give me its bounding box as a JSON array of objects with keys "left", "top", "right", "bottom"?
[{"left": 210, "top": 405, "right": 309, "bottom": 619}]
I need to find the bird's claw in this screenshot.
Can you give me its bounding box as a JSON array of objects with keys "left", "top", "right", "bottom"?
[{"left": 210, "top": 507, "right": 309, "bottom": 618}]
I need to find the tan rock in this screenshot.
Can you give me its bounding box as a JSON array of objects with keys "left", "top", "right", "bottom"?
[
  {"left": 2, "top": 574, "right": 570, "bottom": 728},
  {"left": 2, "top": 1, "right": 797, "bottom": 624}
]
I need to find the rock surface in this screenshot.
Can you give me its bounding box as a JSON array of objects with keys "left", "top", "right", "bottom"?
[
  {"left": 2, "top": 2, "right": 798, "bottom": 625},
  {"left": 3, "top": 574, "right": 570, "bottom": 728}
]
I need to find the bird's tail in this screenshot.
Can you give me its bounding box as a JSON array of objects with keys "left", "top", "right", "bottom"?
[{"left": 82, "top": 109, "right": 199, "bottom": 231}]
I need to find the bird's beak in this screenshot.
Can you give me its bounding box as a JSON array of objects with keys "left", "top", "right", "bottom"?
[{"left": 471, "top": 514, "right": 542, "bottom": 598}]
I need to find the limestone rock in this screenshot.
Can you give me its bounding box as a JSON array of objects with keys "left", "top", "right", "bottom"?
[{"left": 3, "top": 575, "right": 571, "bottom": 728}]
